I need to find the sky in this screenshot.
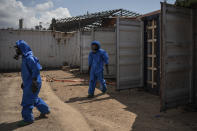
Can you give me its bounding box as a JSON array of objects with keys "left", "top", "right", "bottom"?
[{"left": 0, "top": 0, "right": 176, "bottom": 29}]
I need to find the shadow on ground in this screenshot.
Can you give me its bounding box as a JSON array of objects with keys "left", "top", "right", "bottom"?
[
  {"left": 65, "top": 93, "right": 112, "bottom": 104},
  {"left": 46, "top": 68, "right": 197, "bottom": 131},
  {"left": 0, "top": 121, "right": 22, "bottom": 131},
  {"left": 0, "top": 116, "right": 48, "bottom": 131}
]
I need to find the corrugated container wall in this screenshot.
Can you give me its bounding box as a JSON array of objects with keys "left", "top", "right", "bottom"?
[
  {"left": 80, "top": 29, "right": 116, "bottom": 78},
  {"left": 160, "top": 3, "right": 193, "bottom": 110},
  {"left": 0, "top": 30, "right": 80, "bottom": 72},
  {"left": 194, "top": 8, "right": 197, "bottom": 104},
  {"left": 116, "top": 18, "right": 144, "bottom": 90},
  {"left": 93, "top": 28, "right": 116, "bottom": 78}
]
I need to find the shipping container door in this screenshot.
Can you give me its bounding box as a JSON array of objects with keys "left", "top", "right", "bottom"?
[
  {"left": 93, "top": 29, "right": 116, "bottom": 78},
  {"left": 160, "top": 3, "right": 193, "bottom": 111},
  {"left": 116, "top": 18, "right": 143, "bottom": 90},
  {"left": 194, "top": 9, "right": 197, "bottom": 105}
]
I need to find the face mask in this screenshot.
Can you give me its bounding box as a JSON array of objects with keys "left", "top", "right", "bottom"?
[
  {"left": 92, "top": 49, "right": 97, "bottom": 53},
  {"left": 91, "top": 44, "right": 98, "bottom": 53},
  {"left": 13, "top": 46, "right": 22, "bottom": 60},
  {"left": 14, "top": 54, "right": 19, "bottom": 60}
]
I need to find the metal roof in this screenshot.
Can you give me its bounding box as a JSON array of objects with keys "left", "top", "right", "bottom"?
[{"left": 49, "top": 9, "right": 140, "bottom": 32}]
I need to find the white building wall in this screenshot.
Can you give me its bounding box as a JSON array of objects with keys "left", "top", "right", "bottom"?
[{"left": 0, "top": 29, "right": 80, "bottom": 71}]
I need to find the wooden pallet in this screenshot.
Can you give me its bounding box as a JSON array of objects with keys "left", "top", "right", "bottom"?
[{"left": 147, "top": 20, "right": 157, "bottom": 89}]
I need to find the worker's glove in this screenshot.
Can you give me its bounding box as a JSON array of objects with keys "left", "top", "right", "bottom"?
[
  {"left": 105, "top": 64, "right": 109, "bottom": 75},
  {"left": 88, "top": 66, "right": 91, "bottom": 75},
  {"left": 32, "top": 79, "right": 38, "bottom": 93},
  {"left": 21, "top": 83, "right": 24, "bottom": 89}
]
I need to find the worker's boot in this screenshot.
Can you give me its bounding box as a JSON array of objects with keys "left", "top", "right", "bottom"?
[
  {"left": 39, "top": 111, "right": 50, "bottom": 119},
  {"left": 87, "top": 94, "right": 94, "bottom": 98},
  {"left": 101, "top": 87, "right": 107, "bottom": 94},
  {"left": 101, "top": 89, "right": 107, "bottom": 94}
]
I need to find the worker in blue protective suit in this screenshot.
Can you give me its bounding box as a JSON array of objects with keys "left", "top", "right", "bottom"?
[
  {"left": 88, "top": 41, "right": 109, "bottom": 98},
  {"left": 13, "top": 40, "right": 50, "bottom": 127}
]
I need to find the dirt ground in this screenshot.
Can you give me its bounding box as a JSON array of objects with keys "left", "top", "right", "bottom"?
[
  {"left": 0, "top": 72, "right": 90, "bottom": 131},
  {"left": 0, "top": 68, "right": 197, "bottom": 131},
  {"left": 43, "top": 68, "right": 197, "bottom": 131}
]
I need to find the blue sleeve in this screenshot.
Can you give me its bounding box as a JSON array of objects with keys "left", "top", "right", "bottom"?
[
  {"left": 88, "top": 52, "right": 93, "bottom": 67},
  {"left": 102, "top": 51, "right": 109, "bottom": 64},
  {"left": 26, "top": 56, "right": 40, "bottom": 79}
]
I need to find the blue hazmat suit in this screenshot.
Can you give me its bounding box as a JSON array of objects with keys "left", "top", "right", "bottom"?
[
  {"left": 16, "top": 40, "right": 50, "bottom": 122},
  {"left": 88, "top": 41, "right": 109, "bottom": 95}
]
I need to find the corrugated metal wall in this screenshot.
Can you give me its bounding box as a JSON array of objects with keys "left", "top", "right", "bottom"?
[
  {"left": 160, "top": 3, "right": 193, "bottom": 110},
  {"left": 0, "top": 30, "right": 80, "bottom": 72},
  {"left": 116, "top": 18, "right": 144, "bottom": 90}
]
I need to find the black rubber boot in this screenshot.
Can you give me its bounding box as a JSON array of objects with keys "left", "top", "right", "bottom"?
[
  {"left": 87, "top": 94, "right": 94, "bottom": 98},
  {"left": 39, "top": 111, "right": 50, "bottom": 119}
]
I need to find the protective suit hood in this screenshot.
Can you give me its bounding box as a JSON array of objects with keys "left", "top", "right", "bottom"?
[
  {"left": 16, "top": 40, "right": 32, "bottom": 57},
  {"left": 91, "top": 41, "right": 101, "bottom": 49}
]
